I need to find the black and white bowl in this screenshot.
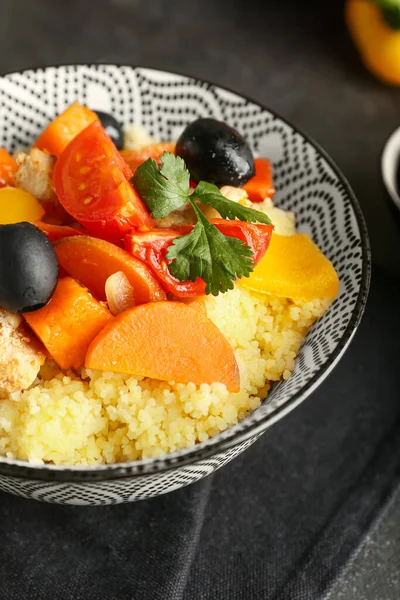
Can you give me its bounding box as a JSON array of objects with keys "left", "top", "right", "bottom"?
[{"left": 0, "top": 65, "right": 371, "bottom": 505}]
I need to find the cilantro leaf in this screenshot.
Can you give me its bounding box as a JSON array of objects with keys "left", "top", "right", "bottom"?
[
  {"left": 159, "top": 152, "right": 191, "bottom": 194},
  {"left": 167, "top": 200, "right": 254, "bottom": 295},
  {"left": 193, "top": 181, "right": 272, "bottom": 225},
  {"left": 132, "top": 152, "right": 190, "bottom": 218},
  {"left": 132, "top": 152, "right": 273, "bottom": 295}
]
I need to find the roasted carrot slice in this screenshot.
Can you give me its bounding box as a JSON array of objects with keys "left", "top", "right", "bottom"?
[
  {"left": 35, "top": 221, "right": 85, "bottom": 242},
  {"left": 86, "top": 301, "right": 240, "bottom": 391},
  {"left": 34, "top": 102, "right": 99, "bottom": 157},
  {"left": 24, "top": 277, "right": 113, "bottom": 370},
  {"left": 0, "top": 149, "right": 17, "bottom": 187},
  {"left": 54, "top": 236, "right": 166, "bottom": 304},
  {"left": 35, "top": 220, "right": 125, "bottom": 248},
  {"left": 243, "top": 158, "right": 275, "bottom": 202},
  {"left": 173, "top": 296, "right": 207, "bottom": 314},
  {"left": 120, "top": 142, "right": 176, "bottom": 172}
]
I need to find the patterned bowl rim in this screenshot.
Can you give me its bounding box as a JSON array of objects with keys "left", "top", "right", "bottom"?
[{"left": 0, "top": 64, "right": 371, "bottom": 482}]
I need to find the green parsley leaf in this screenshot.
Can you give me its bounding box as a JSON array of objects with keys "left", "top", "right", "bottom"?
[
  {"left": 132, "top": 152, "right": 190, "bottom": 218},
  {"left": 373, "top": 1, "right": 400, "bottom": 30},
  {"left": 132, "top": 152, "right": 273, "bottom": 295},
  {"left": 167, "top": 200, "right": 254, "bottom": 295},
  {"left": 193, "top": 181, "right": 272, "bottom": 225}
]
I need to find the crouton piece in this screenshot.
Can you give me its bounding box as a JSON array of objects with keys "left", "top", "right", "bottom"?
[
  {"left": 220, "top": 185, "right": 250, "bottom": 205},
  {"left": 14, "top": 149, "right": 70, "bottom": 222},
  {"left": 0, "top": 309, "right": 45, "bottom": 396},
  {"left": 123, "top": 124, "right": 157, "bottom": 151},
  {"left": 153, "top": 200, "right": 220, "bottom": 229},
  {"left": 152, "top": 203, "right": 197, "bottom": 229},
  {"left": 14, "top": 149, "right": 55, "bottom": 201}
]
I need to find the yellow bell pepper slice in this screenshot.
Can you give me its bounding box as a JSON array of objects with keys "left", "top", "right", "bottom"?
[
  {"left": 239, "top": 233, "right": 340, "bottom": 302},
  {"left": 346, "top": 0, "right": 400, "bottom": 86},
  {"left": 0, "top": 186, "right": 45, "bottom": 224}
]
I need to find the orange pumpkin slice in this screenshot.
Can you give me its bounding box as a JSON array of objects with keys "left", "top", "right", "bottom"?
[{"left": 86, "top": 301, "right": 240, "bottom": 391}]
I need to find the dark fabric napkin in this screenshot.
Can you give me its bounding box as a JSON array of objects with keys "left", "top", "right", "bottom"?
[{"left": 0, "top": 265, "right": 399, "bottom": 600}]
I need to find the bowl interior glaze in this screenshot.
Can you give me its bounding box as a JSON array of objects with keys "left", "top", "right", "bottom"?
[{"left": 0, "top": 65, "right": 370, "bottom": 481}]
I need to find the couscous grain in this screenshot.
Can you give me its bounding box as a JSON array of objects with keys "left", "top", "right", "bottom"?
[{"left": 0, "top": 286, "right": 329, "bottom": 465}]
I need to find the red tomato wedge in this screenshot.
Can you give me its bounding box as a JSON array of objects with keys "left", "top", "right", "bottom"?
[
  {"left": 243, "top": 158, "right": 275, "bottom": 202},
  {"left": 174, "top": 219, "right": 273, "bottom": 266},
  {"left": 125, "top": 227, "right": 206, "bottom": 297},
  {"left": 125, "top": 220, "right": 273, "bottom": 297},
  {"left": 53, "top": 121, "right": 152, "bottom": 238},
  {"left": 206, "top": 219, "right": 274, "bottom": 265}
]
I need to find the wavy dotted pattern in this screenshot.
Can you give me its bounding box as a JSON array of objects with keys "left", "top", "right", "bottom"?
[
  {"left": 0, "top": 65, "right": 370, "bottom": 504},
  {"left": 0, "top": 437, "right": 259, "bottom": 505}
]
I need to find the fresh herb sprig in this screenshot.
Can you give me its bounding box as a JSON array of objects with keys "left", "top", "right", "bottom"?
[
  {"left": 167, "top": 198, "right": 255, "bottom": 295},
  {"left": 133, "top": 153, "right": 190, "bottom": 218},
  {"left": 132, "top": 152, "right": 272, "bottom": 295}
]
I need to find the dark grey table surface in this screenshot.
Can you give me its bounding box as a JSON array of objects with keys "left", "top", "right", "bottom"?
[{"left": 1, "top": 1, "right": 400, "bottom": 599}]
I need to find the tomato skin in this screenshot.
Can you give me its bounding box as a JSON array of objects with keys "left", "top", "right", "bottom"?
[
  {"left": 125, "top": 220, "right": 273, "bottom": 297},
  {"left": 120, "top": 143, "right": 176, "bottom": 173},
  {"left": 54, "top": 121, "right": 151, "bottom": 238},
  {"left": 0, "top": 149, "right": 17, "bottom": 188},
  {"left": 243, "top": 158, "right": 275, "bottom": 202},
  {"left": 35, "top": 220, "right": 126, "bottom": 248},
  {"left": 75, "top": 180, "right": 151, "bottom": 239},
  {"left": 34, "top": 221, "right": 84, "bottom": 242},
  {"left": 174, "top": 219, "right": 273, "bottom": 265},
  {"left": 209, "top": 219, "right": 274, "bottom": 265},
  {"left": 125, "top": 228, "right": 206, "bottom": 297}
]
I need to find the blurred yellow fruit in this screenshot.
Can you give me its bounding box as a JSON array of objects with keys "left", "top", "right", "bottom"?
[
  {"left": 346, "top": 0, "right": 400, "bottom": 86},
  {"left": 0, "top": 186, "right": 45, "bottom": 224}
]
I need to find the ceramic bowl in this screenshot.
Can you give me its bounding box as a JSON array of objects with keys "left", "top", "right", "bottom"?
[
  {"left": 0, "top": 65, "right": 371, "bottom": 505},
  {"left": 381, "top": 126, "right": 400, "bottom": 216}
]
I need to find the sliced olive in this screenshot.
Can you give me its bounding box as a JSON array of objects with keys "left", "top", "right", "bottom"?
[
  {"left": 0, "top": 222, "right": 58, "bottom": 313},
  {"left": 95, "top": 111, "right": 124, "bottom": 150},
  {"left": 176, "top": 118, "right": 255, "bottom": 187}
]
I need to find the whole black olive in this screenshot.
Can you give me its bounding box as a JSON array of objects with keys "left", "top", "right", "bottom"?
[
  {"left": 176, "top": 118, "right": 255, "bottom": 187},
  {"left": 95, "top": 111, "right": 124, "bottom": 150},
  {"left": 0, "top": 222, "right": 58, "bottom": 313}
]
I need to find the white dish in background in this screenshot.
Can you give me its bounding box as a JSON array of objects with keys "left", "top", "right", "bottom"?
[{"left": 381, "top": 126, "right": 400, "bottom": 213}]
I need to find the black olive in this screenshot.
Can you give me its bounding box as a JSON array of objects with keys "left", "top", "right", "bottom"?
[
  {"left": 176, "top": 118, "right": 255, "bottom": 187},
  {"left": 0, "top": 222, "right": 58, "bottom": 314},
  {"left": 95, "top": 111, "right": 124, "bottom": 150}
]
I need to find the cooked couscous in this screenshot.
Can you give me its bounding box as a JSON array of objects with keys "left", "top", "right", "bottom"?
[
  {"left": 0, "top": 109, "right": 340, "bottom": 465},
  {"left": 0, "top": 288, "right": 329, "bottom": 465},
  {"left": 0, "top": 192, "right": 330, "bottom": 465}
]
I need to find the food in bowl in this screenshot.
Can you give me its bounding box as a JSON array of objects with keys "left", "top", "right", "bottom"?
[{"left": 0, "top": 102, "right": 339, "bottom": 465}]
